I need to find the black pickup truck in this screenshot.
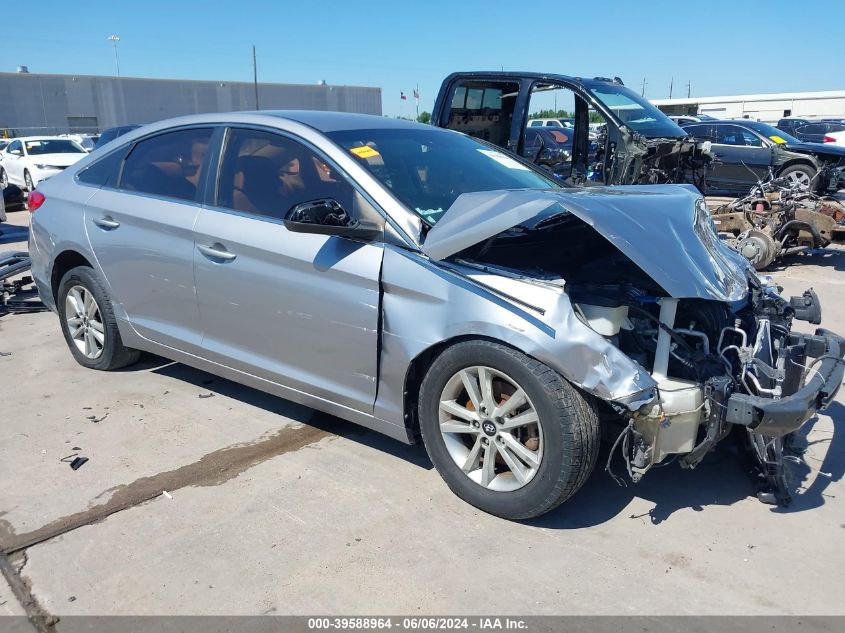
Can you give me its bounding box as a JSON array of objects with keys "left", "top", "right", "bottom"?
[{"left": 432, "top": 71, "right": 711, "bottom": 188}]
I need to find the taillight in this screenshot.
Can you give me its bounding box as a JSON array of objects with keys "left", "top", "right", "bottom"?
[
  {"left": 27, "top": 191, "right": 45, "bottom": 212},
  {"left": 823, "top": 136, "right": 836, "bottom": 143}
]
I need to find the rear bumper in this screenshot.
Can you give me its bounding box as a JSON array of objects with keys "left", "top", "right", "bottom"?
[{"left": 726, "top": 328, "right": 845, "bottom": 436}]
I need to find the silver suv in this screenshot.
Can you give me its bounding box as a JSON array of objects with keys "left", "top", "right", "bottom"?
[{"left": 28, "top": 111, "right": 844, "bottom": 518}]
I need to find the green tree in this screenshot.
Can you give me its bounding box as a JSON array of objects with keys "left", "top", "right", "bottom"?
[{"left": 417, "top": 111, "right": 431, "bottom": 124}]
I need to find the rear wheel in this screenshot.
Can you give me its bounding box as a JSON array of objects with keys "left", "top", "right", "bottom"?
[
  {"left": 418, "top": 340, "right": 600, "bottom": 520},
  {"left": 57, "top": 266, "right": 140, "bottom": 370},
  {"left": 23, "top": 170, "right": 34, "bottom": 192}
]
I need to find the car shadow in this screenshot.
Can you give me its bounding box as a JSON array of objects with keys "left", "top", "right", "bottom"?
[
  {"left": 772, "top": 401, "right": 844, "bottom": 513},
  {"left": 126, "top": 353, "right": 841, "bottom": 527},
  {"left": 531, "top": 403, "right": 843, "bottom": 529},
  {"left": 767, "top": 247, "right": 845, "bottom": 272},
  {"left": 141, "top": 354, "right": 434, "bottom": 471},
  {"left": 0, "top": 224, "right": 29, "bottom": 245}
]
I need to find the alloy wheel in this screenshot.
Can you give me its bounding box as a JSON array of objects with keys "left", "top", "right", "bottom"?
[
  {"left": 438, "top": 366, "right": 543, "bottom": 491},
  {"left": 785, "top": 170, "right": 811, "bottom": 188},
  {"left": 65, "top": 285, "right": 105, "bottom": 359}
]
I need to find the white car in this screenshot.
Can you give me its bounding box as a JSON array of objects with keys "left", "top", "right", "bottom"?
[
  {"left": 527, "top": 118, "right": 574, "bottom": 128},
  {"left": 59, "top": 133, "right": 99, "bottom": 152},
  {"left": 824, "top": 129, "right": 845, "bottom": 148},
  {"left": 0, "top": 137, "right": 88, "bottom": 191}
]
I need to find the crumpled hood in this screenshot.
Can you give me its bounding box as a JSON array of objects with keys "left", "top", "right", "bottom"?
[{"left": 421, "top": 185, "right": 752, "bottom": 302}]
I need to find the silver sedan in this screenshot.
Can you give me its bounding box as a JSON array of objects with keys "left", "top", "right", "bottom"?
[{"left": 28, "top": 111, "right": 844, "bottom": 518}]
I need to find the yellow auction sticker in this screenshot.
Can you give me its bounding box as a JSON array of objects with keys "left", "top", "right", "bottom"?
[
  {"left": 768, "top": 135, "right": 787, "bottom": 144},
  {"left": 349, "top": 145, "right": 380, "bottom": 159}
]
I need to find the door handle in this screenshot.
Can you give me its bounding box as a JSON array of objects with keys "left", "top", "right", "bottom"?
[
  {"left": 197, "top": 243, "right": 237, "bottom": 261},
  {"left": 93, "top": 216, "right": 120, "bottom": 230}
]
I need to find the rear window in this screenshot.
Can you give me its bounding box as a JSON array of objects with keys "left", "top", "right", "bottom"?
[
  {"left": 77, "top": 148, "right": 128, "bottom": 188},
  {"left": 24, "top": 139, "right": 85, "bottom": 155}
]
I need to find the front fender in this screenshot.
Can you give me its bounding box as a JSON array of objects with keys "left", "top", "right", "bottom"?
[{"left": 373, "top": 245, "right": 657, "bottom": 427}]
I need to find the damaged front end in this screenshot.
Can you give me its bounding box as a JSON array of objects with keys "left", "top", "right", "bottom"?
[
  {"left": 595, "top": 123, "right": 711, "bottom": 190},
  {"left": 422, "top": 186, "right": 844, "bottom": 505}
]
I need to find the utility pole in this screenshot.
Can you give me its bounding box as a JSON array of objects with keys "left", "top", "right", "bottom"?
[
  {"left": 641, "top": 77, "right": 646, "bottom": 97},
  {"left": 107, "top": 35, "right": 121, "bottom": 77},
  {"left": 252, "top": 45, "right": 259, "bottom": 110},
  {"left": 669, "top": 77, "right": 673, "bottom": 99},
  {"left": 687, "top": 80, "right": 691, "bottom": 98}
]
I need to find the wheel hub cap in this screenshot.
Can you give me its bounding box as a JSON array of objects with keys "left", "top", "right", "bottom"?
[
  {"left": 438, "top": 365, "right": 543, "bottom": 492},
  {"left": 64, "top": 285, "right": 105, "bottom": 360}
]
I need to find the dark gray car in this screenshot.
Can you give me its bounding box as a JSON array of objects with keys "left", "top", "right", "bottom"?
[
  {"left": 682, "top": 120, "right": 845, "bottom": 194},
  {"left": 28, "top": 111, "right": 844, "bottom": 517}
]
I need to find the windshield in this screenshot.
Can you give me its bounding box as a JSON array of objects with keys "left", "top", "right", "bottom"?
[
  {"left": 587, "top": 83, "right": 685, "bottom": 138},
  {"left": 24, "top": 139, "right": 85, "bottom": 155},
  {"left": 740, "top": 121, "right": 801, "bottom": 144},
  {"left": 326, "top": 128, "right": 558, "bottom": 225}
]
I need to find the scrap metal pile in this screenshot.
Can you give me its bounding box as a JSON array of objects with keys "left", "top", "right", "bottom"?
[
  {"left": 1, "top": 251, "right": 45, "bottom": 316},
  {"left": 711, "top": 170, "right": 845, "bottom": 270}
]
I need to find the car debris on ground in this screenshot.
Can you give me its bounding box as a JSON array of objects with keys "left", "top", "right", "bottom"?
[{"left": 711, "top": 170, "right": 845, "bottom": 269}]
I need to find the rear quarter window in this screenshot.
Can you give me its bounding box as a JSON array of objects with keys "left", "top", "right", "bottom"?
[{"left": 76, "top": 147, "right": 128, "bottom": 188}]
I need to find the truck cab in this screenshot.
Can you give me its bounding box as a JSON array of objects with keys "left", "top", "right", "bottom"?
[{"left": 432, "top": 71, "right": 709, "bottom": 188}]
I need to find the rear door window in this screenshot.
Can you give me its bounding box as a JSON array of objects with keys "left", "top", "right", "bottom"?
[
  {"left": 684, "top": 124, "right": 713, "bottom": 141},
  {"left": 797, "top": 123, "right": 824, "bottom": 136},
  {"left": 119, "top": 128, "right": 213, "bottom": 202}
]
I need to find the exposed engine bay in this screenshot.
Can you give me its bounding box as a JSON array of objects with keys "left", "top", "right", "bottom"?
[
  {"left": 443, "top": 198, "right": 844, "bottom": 505},
  {"left": 589, "top": 125, "right": 712, "bottom": 191}
]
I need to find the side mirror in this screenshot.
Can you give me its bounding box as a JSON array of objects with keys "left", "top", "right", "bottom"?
[
  {"left": 283, "top": 198, "right": 380, "bottom": 240},
  {"left": 10, "top": 148, "right": 22, "bottom": 156}
]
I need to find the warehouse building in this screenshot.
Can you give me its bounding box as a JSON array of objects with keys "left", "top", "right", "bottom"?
[
  {"left": 651, "top": 90, "right": 845, "bottom": 123},
  {"left": 0, "top": 71, "right": 382, "bottom": 136}
]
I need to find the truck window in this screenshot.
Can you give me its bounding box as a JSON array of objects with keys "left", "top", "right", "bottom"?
[{"left": 443, "top": 81, "right": 519, "bottom": 150}]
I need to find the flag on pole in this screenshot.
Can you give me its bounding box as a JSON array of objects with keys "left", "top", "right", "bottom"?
[
  {"left": 413, "top": 88, "right": 419, "bottom": 101},
  {"left": 400, "top": 92, "right": 407, "bottom": 101}
]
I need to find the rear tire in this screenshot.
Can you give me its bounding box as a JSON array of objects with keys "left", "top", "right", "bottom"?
[
  {"left": 57, "top": 266, "right": 141, "bottom": 370},
  {"left": 23, "top": 170, "right": 34, "bottom": 192},
  {"left": 418, "top": 340, "right": 600, "bottom": 520}
]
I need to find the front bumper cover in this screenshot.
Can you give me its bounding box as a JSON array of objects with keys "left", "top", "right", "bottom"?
[{"left": 726, "top": 328, "right": 845, "bottom": 436}]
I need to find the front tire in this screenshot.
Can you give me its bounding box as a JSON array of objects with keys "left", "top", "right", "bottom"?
[
  {"left": 779, "top": 164, "right": 816, "bottom": 190},
  {"left": 0, "top": 167, "right": 7, "bottom": 189},
  {"left": 418, "top": 340, "right": 600, "bottom": 520},
  {"left": 57, "top": 266, "right": 141, "bottom": 370}
]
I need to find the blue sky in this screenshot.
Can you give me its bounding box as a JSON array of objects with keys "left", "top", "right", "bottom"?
[{"left": 3, "top": 0, "right": 841, "bottom": 117}]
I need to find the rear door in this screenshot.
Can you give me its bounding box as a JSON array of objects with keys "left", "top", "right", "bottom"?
[
  {"left": 192, "top": 126, "right": 384, "bottom": 414},
  {"left": 84, "top": 126, "right": 214, "bottom": 351}
]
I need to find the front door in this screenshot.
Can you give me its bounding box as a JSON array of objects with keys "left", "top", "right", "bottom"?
[
  {"left": 193, "top": 127, "right": 383, "bottom": 414},
  {"left": 709, "top": 124, "right": 772, "bottom": 192},
  {"left": 85, "top": 126, "right": 214, "bottom": 351}
]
